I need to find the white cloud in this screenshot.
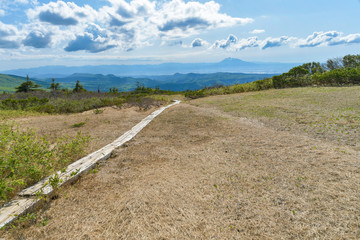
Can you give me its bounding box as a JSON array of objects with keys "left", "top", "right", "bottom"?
[
  {"left": 329, "top": 33, "right": 360, "bottom": 46},
  {"left": 260, "top": 36, "right": 293, "bottom": 49},
  {"left": 0, "top": 21, "right": 21, "bottom": 49},
  {"left": 154, "top": 0, "right": 253, "bottom": 39},
  {"left": 20, "top": 0, "right": 252, "bottom": 53},
  {"left": 23, "top": 30, "right": 52, "bottom": 48},
  {"left": 296, "top": 31, "right": 360, "bottom": 48},
  {"left": 250, "top": 29, "right": 265, "bottom": 34},
  {"left": 0, "top": 9, "right": 5, "bottom": 16},
  {"left": 64, "top": 24, "right": 118, "bottom": 53},
  {"left": 27, "top": 1, "right": 98, "bottom": 26},
  {"left": 212, "top": 34, "right": 258, "bottom": 51},
  {"left": 191, "top": 38, "right": 208, "bottom": 48},
  {"left": 297, "top": 31, "right": 340, "bottom": 47}
]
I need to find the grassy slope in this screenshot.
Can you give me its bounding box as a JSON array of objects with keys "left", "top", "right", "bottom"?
[
  {"left": 191, "top": 86, "right": 360, "bottom": 149},
  {"left": 0, "top": 74, "right": 48, "bottom": 92},
  {"left": 0, "top": 74, "right": 27, "bottom": 92}
]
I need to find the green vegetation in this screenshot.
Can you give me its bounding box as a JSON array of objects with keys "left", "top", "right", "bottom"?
[
  {"left": 0, "top": 86, "right": 174, "bottom": 114},
  {"left": 0, "top": 123, "right": 90, "bottom": 203},
  {"left": 185, "top": 54, "right": 360, "bottom": 99},
  {"left": 15, "top": 75, "right": 41, "bottom": 93},
  {"left": 49, "top": 78, "right": 60, "bottom": 91},
  {"left": 71, "top": 122, "right": 86, "bottom": 128},
  {"left": 185, "top": 78, "right": 273, "bottom": 99},
  {"left": 72, "top": 80, "right": 86, "bottom": 93}
]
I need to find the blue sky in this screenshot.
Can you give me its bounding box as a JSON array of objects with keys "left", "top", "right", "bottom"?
[{"left": 0, "top": 0, "right": 359, "bottom": 70}]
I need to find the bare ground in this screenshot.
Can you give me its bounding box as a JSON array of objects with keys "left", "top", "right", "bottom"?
[{"left": 2, "top": 102, "right": 359, "bottom": 239}]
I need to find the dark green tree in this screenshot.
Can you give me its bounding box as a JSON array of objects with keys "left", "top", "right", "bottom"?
[
  {"left": 342, "top": 54, "right": 360, "bottom": 69},
  {"left": 73, "top": 80, "right": 86, "bottom": 93},
  {"left": 301, "top": 62, "right": 324, "bottom": 74},
  {"left": 49, "top": 78, "right": 60, "bottom": 91},
  {"left": 109, "top": 87, "right": 119, "bottom": 93},
  {"left": 326, "top": 57, "right": 343, "bottom": 70},
  {"left": 15, "top": 75, "right": 40, "bottom": 93},
  {"left": 287, "top": 66, "right": 310, "bottom": 77}
]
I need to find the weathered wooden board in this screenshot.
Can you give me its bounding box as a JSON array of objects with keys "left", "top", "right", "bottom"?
[{"left": 0, "top": 198, "right": 39, "bottom": 229}]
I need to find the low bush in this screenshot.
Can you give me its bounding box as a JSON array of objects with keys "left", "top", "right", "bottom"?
[{"left": 185, "top": 78, "right": 274, "bottom": 99}]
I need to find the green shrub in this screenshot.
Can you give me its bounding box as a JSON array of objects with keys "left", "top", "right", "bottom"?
[
  {"left": 72, "top": 122, "right": 86, "bottom": 128},
  {"left": 0, "top": 123, "right": 90, "bottom": 203}
]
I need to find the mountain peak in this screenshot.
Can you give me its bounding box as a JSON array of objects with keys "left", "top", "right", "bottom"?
[{"left": 221, "top": 57, "right": 246, "bottom": 63}]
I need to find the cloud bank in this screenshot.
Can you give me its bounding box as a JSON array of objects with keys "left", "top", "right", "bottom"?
[
  {"left": 19, "top": 0, "right": 252, "bottom": 52},
  {"left": 1, "top": 0, "right": 360, "bottom": 54},
  {"left": 211, "top": 31, "right": 360, "bottom": 52}
]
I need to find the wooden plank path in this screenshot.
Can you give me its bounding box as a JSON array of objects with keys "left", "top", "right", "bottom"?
[{"left": 0, "top": 100, "right": 180, "bottom": 229}]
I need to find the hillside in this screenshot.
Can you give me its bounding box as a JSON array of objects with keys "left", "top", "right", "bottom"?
[
  {"left": 3, "top": 86, "right": 359, "bottom": 239},
  {"left": 0, "top": 74, "right": 27, "bottom": 92},
  {"left": 0, "top": 74, "right": 48, "bottom": 93}
]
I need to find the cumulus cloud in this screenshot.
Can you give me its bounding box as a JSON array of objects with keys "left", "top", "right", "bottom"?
[
  {"left": 212, "top": 34, "right": 258, "bottom": 51},
  {"left": 297, "top": 31, "right": 340, "bottom": 47},
  {"left": 250, "top": 29, "right": 265, "bottom": 34},
  {"left": 260, "top": 36, "right": 292, "bottom": 49},
  {"left": 0, "top": 22, "right": 20, "bottom": 49},
  {"left": 23, "top": 30, "right": 52, "bottom": 48},
  {"left": 329, "top": 33, "right": 360, "bottom": 46},
  {"left": 39, "top": 10, "right": 78, "bottom": 26},
  {"left": 64, "top": 24, "right": 116, "bottom": 53},
  {"left": 296, "top": 31, "right": 360, "bottom": 48},
  {"left": 154, "top": 0, "right": 253, "bottom": 38},
  {"left": 11, "top": 0, "right": 254, "bottom": 53},
  {"left": 212, "top": 31, "right": 360, "bottom": 52},
  {"left": 27, "top": 1, "right": 97, "bottom": 26},
  {"left": 191, "top": 38, "right": 208, "bottom": 47}
]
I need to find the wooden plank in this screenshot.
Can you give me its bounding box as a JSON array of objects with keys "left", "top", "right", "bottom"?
[{"left": 0, "top": 198, "right": 39, "bottom": 229}]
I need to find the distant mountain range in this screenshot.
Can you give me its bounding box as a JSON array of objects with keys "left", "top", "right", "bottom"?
[
  {"left": 2, "top": 58, "right": 299, "bottom": 78},
  {"left": 42, "top": 72, "right": 275, "bottom": 92},
  {"left": 0, "top": 72, "right": 275, "bottom": 92}
]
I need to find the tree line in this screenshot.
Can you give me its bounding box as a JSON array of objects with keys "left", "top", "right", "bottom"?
[
  {"left": 15, "top": 76, "right": 86, "bottom": 93},
  {"left": 273, "top": 54, "right": 360, "bottom": 88}
]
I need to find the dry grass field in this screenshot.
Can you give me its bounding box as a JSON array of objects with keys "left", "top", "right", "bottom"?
[
  {"left": 12, "top": 106, "right": 155, "bottom": 156},
  {"left": 1, "top": 87, "right": 359, "bottom": 239}
]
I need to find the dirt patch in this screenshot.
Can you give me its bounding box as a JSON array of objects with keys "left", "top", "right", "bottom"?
[{"left": 3, "top": 103, "right": 359, "bottom": 239}]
